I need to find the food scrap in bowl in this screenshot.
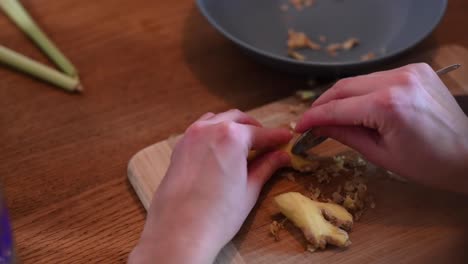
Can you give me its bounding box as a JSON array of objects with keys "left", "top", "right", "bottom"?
[
  {"left": 324, "top": 38, "right": 360, "bottom": 57},
  {"left": 287, "top": 30, "right": 321, "bottom": 50},
  {"left": 342, "top": 38, "right": 360, "bottom": 50},
  {"left": 287, "top": 30, "right": 321, "bottom": 60},
  {"left": 360, "top": 52, "right": 376, "bottom": 61},
  {"left": 318, "top": 35, "right": 327, "bottom": 43},
  {"left": 326, "top": 43, "right": 342, "bottom": 57},
  {"left": 288, "top": 49, "right": 306, "bottom": 61},
  {"left": 289, "top": 0, "right": 315, "bottom": 11},
  {"left": 280, "top": 0, "right": 381, "bottom": 62},
  {"left": 287, "top": 32, "right": 362, "bottom": 61}
]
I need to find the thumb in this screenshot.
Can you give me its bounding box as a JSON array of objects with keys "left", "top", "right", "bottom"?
[{"left": 248, "top": 151, "right": 290, "bottom": 192}]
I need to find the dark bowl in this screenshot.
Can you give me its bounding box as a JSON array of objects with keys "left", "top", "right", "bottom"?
[{"left": 196, "top": 0, "right": 447, "bottom": 77}]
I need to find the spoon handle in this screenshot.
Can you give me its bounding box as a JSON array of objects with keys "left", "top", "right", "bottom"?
[{"left": 436, "top": 64, "right": 461, "bottom": 76}]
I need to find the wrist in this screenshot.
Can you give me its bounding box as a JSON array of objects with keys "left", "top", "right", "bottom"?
[
  {"left": 130, "top": 234, "right": 220, "bottom": 264},
  {"left": 129, "top": 217, "right": 224, "bottom": 264}
]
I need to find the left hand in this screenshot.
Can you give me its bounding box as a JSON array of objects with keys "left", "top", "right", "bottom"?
[{"left": 129, "top": 109, "right": 292, "bottom": 264}]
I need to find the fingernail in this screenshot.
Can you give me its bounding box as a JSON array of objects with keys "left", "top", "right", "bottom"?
[{"left": 294, "top": 121, "right": 303, "bottom": 133}]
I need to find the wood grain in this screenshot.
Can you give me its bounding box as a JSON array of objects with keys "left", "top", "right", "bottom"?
[{"left": 1, "top": 0, "right": 468, "bottom": 263}]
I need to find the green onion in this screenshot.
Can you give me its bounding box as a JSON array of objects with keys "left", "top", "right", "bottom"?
[
  {"left": 0, "top": 0, "right": 78, "bottom": 77},
  {"left": 0, "top": 45, "right": 81, "bottom": 92},
  {"left": 295, "top": 90, "right": 318, "bottom": 101}
]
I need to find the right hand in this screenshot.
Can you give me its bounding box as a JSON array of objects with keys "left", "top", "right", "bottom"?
[{"left": 296, "top": 63, "right": 468, "bottom": 193}]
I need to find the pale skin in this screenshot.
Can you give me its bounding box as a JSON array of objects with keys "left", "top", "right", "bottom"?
[{"left": 129, "top": 63, "right": 468, "bottom": 263}]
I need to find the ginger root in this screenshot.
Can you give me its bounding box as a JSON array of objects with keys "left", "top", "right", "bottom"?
[
  {"left": 248, "top": 136, "right": 319, "bottom": 172},
  {"left": 280, "top": 137, "right": 320, "bottom": 172},
  {"left": 274, "top": 192, "right": 353, "bottom": 251}
]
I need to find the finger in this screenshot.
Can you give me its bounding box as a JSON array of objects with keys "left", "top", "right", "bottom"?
[
  {"left": 316, "top": 126, "right": 382, "bottom": 159},
  {"left": 312, "top": 75, "right": 387, "bottom": 107},
  {"left": 314, "top": 63, "right": 433, "bottom": 107},
  {"left": 196, "top": 112, "right": 215, "bottom": 121},
  {"left": 295, "top": 94, "right": 379, "bottom": 133},
  {"left": 208, "top": 109, "right": 262, "bottom": 127},
  {"left": 243, "top": 126, "right": 293, "bottom": 150},
  {"left": 248, "top": 151, "right": 290, "bottom": 190}
]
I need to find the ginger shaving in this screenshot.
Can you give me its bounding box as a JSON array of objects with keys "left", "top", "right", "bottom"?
[
  {"left": 269, "top": 219, "right": 286, "bottom": 241},
  {"left": 287, "top": 49, "right": 306, "bottom": 61},
  {"left": 290, "top": 0, "right": 315, "bottom": 10},
  {"left": 287, "top": 30, "right": 321, "bottom": 50}
]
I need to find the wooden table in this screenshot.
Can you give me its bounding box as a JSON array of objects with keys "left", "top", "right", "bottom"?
[{"left": 0, "top": 1, "right": 467, "bottom": 263}]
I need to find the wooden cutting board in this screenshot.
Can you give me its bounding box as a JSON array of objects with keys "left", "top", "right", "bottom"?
[{"left": 128, "top": 45, "right": 468, "bottom": 264}]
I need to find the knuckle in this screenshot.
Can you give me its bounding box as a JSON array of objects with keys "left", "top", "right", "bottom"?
[
  {"left": 376, "top": 89, "right": 405, "bottom": 118},
  {"left": 324, "top": 99, "right": 339, "bottom": 112},
  {"left": 398, "top": 62, "right": 432, "bottom": 84},
  {"left": 412, "top": 62, "right": 432, "bottom": 73},
  {"left": 228, "top": 109, "right": 243, "bottom": 115},
  {"left": 215, "top": 121, "right": 240, "bottom": 144},
  {"left": 330, "top": 78, "right": 350, "bottom": 97},
  {"left": 203, "top": 112, "right": 215, "bottom": 118},
  {"left": 185, "top": 122, "right": 205, "bottom": 138},
  {"left": 397, "top": 69, "right": 420, "bottom": 87},
  {"left": 321, "top": 99, "right": 339, "bottom": 121},
  {"left": 334, "top": 77, "right": 353, "bottom": 88}
]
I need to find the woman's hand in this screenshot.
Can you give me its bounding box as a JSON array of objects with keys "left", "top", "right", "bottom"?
[
  {"left": 296, "top": 63, "right": 468, "bottom": 193},
  {"left": 129, "top": 110, "right": 292, "bottom": 264}
]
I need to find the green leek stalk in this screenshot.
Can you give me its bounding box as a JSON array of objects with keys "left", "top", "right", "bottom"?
[
  {"left": 0, "top": 45, "right": 81, "bottom": 92},
  {"left": 295, "top": 90, "right": 318, "bottom": 101},
  {"left": 0, "top": 0, "right": 78, "bottom": 77}
]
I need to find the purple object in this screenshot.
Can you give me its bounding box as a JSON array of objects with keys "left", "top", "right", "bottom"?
[{"left": 0, "top": 199, "right": 14, "bottom": 263}]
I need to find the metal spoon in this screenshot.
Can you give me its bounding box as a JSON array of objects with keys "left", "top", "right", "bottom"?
[{"left": 291, "top": 64, "right": 461, "bottom": 157}]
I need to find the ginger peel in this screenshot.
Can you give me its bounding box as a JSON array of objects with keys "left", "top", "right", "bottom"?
[
  {"left": 274, "top": 192, "right": 353, "bottom": 250},
  {"left": 248, "top": 136, "right": 319, "bottom": 172},
  {"left": 280, "top": 138, "right": 320, "bottom": 172}
]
